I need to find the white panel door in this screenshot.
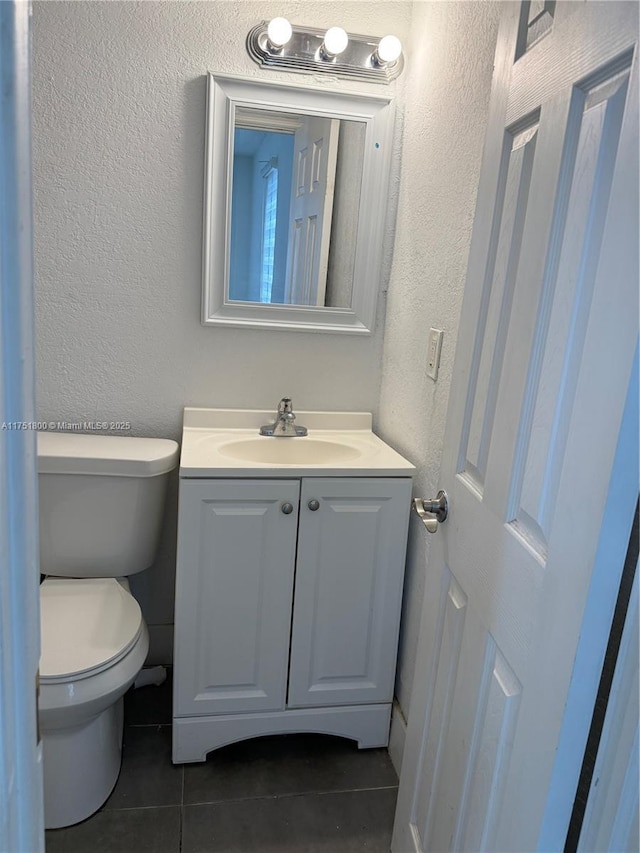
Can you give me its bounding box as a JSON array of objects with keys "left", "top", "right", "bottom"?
[
  {"left": 285, "top": 115, "right": 339, "bottom": 306},
  {"left": 173, "top": 479, "right": 299, "bottom": 716},
  {"left": 287, "top": 477, "right": 412, "bottom": 708},
  {"left": 394, "top": 2, "right": 638, "bottom": 851}
]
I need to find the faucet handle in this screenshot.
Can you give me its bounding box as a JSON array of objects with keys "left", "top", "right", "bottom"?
[{"left": 278, "top": 397, "right": 293, "bottom": 414}]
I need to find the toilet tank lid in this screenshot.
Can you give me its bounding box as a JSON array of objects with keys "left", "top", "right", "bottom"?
[{"left": 38, "top": 432, "right": 179, "bottom": 477}]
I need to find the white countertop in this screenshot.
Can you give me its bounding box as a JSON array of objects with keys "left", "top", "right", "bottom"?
[{"left": 180, "top": 407, "right": 416, "bottom": 478}]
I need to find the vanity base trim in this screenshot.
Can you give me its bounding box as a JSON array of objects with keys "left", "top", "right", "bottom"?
[{"left": 172, "top": 703, "right": 391, "bottom": 763}]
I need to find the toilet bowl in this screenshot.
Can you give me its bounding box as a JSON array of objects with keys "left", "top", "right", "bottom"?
[
  {"left": 40, "top": 578, "right": 149, "bottom": 828},
  {"left": 37, "top": 432, "right": 179, "bottom": 828}
]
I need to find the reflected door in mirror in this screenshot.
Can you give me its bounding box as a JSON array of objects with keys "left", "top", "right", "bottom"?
[
  {"left": 228, "top": 107, "right": 364, "bottom": 310},
  {"left": 285, "top": 116, "right": 339, "bottom": 306}
]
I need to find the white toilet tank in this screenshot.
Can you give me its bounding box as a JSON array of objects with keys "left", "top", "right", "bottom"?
[{"left": 38, "top": 432, "right": 179, "bottom": 577}]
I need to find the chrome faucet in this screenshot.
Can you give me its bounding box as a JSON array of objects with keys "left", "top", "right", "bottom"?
[{"left": 259, "top": 398, "right": 308, "bottom": 437}]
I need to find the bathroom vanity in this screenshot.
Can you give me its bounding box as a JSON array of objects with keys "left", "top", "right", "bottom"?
[{"left": 172, "top": 407, "right": 415, "bottom": 763}]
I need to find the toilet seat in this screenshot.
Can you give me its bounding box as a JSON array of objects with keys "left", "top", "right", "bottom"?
[{"left": 40, "top": 577, "right": 143, "bottom": 683}]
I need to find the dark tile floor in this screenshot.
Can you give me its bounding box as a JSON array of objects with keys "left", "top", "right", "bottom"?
[{"left": 45, "top": 673, "right": 398, "bottom": 852}]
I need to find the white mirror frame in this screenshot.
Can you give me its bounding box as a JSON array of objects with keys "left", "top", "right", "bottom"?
[{"left": 202, "top": 73, "right": 395, "bottom": 335}]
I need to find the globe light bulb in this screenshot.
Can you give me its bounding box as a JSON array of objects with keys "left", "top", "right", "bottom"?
[
  {"left": 267, "top": 17, "right": 293, "bottom": 49},
  {"left": 376, "top": 34, "right": 402, "bottom": 65},
  {"left": 322, "top": 26, "right": 349, "bottom": 58}
]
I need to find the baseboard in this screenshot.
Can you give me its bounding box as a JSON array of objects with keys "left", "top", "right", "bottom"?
[{"left": 388, "top": 699, "right": 407, "bottom": 777}]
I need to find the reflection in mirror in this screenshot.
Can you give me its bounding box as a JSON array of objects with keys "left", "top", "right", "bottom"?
[{"left": 228, "top": 107, "right": 365, "bottom": 309}]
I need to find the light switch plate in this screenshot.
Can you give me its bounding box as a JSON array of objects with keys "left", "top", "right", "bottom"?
[{"left": 427, "top": 328, "right": 443, "bottom": 380}]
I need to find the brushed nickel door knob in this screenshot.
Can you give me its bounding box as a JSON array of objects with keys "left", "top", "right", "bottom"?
[{"left": 413, "top": 490, "right": 448, "bottom": 533}]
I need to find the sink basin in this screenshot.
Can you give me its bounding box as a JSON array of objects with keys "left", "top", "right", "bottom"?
[
  {"left": 179, "top": 408, "right": 417, "bottom": 476},
  {"left": 218, "top": 437, "right": 362, "bottom": 465}
]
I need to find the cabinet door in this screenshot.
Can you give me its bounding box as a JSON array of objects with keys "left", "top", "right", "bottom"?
[
  {"left": 288, "top": 478, "right": 412, "bottom": 708},
  {"left": 174, "top": 479, "right": 299, "bottom": 716}
]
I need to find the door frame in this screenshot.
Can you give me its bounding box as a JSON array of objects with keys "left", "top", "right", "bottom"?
[
  {"left": 0, "top": 1, "right": 44, "bottom": 849},
  {"left": 577, "top": 552, "right": 639, "bottom": 851}
]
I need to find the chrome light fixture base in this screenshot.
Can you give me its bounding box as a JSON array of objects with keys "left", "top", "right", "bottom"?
[{"left": 247, "top": 22, "right": 404, "bottom": 84}]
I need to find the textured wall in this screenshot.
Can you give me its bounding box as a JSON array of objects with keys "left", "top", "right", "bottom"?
[
  {"left": 376, "top": 1, "right": 500, "bottom": 717},
  {"left": 32, "top": 0, "right": 411, "bottom": 660}
]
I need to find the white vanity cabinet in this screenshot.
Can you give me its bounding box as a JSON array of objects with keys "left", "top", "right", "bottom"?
[{"left": 172, "top": 475, "right": 412, "bottom": 763}]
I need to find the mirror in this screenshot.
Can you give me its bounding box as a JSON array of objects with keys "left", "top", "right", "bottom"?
[{"left": 202, "top": 74, "right": 395, "bottom": 334}]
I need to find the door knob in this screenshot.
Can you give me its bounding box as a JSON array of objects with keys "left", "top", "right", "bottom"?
[
  {"left": 281, "top": 502, "right": 294, "bottom": 515},
  {"left": 307, "top": 499, "right": 320, "bottom": 511},
  {"left": 413, "top": 490, "right": 448, "bottom": 533}
]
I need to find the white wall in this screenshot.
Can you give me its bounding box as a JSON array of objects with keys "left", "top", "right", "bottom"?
[
  {"left": 31, "top": 0, "right": 411, "bottom": 660},
  {"left": 376, "top": 1, "right": 501, "bottom": 717}
]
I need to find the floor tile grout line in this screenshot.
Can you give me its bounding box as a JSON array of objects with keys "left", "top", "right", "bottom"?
[
  {"left": 97, "top": 804, "right": 183, "bottom": 814},
  {"left": 181, "top": 784, "right": 400, "bottom": 809},
  {"left": 98, "top": 784, "right": 399, "bottom": 814}
]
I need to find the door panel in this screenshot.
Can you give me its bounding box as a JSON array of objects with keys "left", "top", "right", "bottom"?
[
  {"left": 459, "top": 119, "right": 538, "bottom": 497},
  {"left": 412, "top": 570, "right": 524, "bottom": 853},
  {"left": 413, "top": 574, "right": 468, "bottom": 846},
  {"left": 173, "top": 479, "right": 299, "bottom": 716},
  {"left": 287, "top": 478, "right": 411, "bottom": 708},
  {"left": 394, "top": 2, "right": 638, "bottom": 851}
]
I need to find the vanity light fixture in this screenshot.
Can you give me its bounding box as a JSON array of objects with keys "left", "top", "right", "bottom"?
[{"left": 247, "top": 19, "right": 404, "bottom": 83}]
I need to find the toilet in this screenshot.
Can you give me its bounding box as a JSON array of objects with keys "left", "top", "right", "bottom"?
[{"left": 37, "top": 431, "right": 179, "bottom": 829}]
